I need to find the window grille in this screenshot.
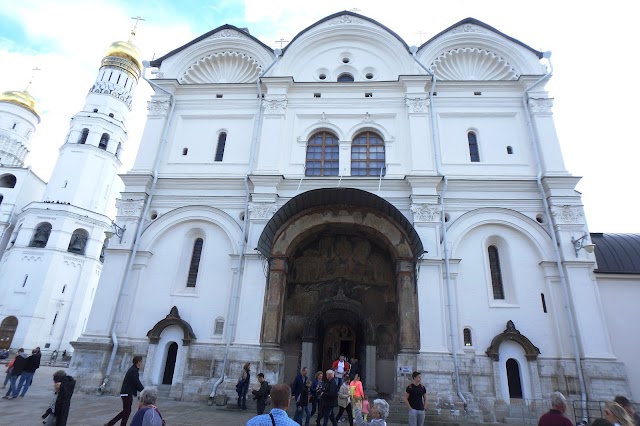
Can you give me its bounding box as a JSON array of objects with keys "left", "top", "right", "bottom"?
[
  {"left": 351, "top": 132, "right": 385, "bottom": 176},
  {"left": 186, "top": 238, "right": 204, "bottom": 287},
  {"left": 215, "top": 132, "right": 227, "bottom": 162},
  {"left": 468, "top": 131, "right": 480, "bottom": 162},
  {"left": 305, "top": 132, "right": 339, "bottom": 176},
  {"left": 488, "top": 245, "right": 505, "bottom": 299}
]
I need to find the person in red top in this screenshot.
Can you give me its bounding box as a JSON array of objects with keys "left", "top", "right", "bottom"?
[
  {"left": 331, "top": 355, "right": 350, "bottom": 387},
  {"left": 538, "top": 392, "right": 574, "bottom": 426}
]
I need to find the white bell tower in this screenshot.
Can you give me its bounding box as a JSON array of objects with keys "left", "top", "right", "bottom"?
[{"left": 0, "top": 30, "right": 144, "bottom": 354}]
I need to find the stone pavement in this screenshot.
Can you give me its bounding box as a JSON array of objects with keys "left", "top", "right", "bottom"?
[{"left": 0, "top": 366, "right": 260, "bottom": 425}]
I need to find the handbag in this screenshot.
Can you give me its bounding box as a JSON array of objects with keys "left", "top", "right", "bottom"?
[{"left": 42, "top": 395, "right": 57, "bottom": 426}]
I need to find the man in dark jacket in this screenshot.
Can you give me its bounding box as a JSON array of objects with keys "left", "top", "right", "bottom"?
[
  {"left": 291, "top": 366, "right": 308, "bottom": 401},
  {"left": 17, "top": 346, "right": 41, "bottom": 397},
  {"left": 105, "top": 355, "right": 144, "bottom": 426},
  {"left": 3, "top": 348, "right": 27, "bottom": 399},
  {"left": 321, "top": 370, "right": 339, "bottom": 426},
  {"left": 48, "top": 369, "right": 75, "bottom": 426},
  {"left": 251, "top": 373, "right": 271, "bottom": 415}
]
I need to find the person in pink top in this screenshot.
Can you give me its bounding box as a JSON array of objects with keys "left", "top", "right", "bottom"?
[
  {"left": 350, "top": 374, "right": 364, "bottom": 403},
  {"left": 361, "top": 398, "right": 370, "bottom": 422}
]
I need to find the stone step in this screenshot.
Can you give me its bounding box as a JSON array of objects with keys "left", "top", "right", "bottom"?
[{"left": 503, "top": 417, "right": 539, "bottom": 425}]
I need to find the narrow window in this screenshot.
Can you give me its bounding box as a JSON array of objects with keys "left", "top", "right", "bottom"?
[
  {"left": 182, "top": 148, "right": 188, "bottom": 155},
  {"left": 314, "top": 93, "right": 321, "bottom": 98},
  {"left": 351, "top": 132, "right": 386, "bottom": 176},
  {"left": 116, "top": 74, "right": 121, "bottom": 84},
  {"left": 214, "top": 318, "right": 224, "bottom": 335},
  {"left": 305, "top": 132, "right": 339, "bottom": 176},
  {"left": 186, "top": 238, "right": 204, "bottom": 287},
  {"left": 468, "top": 131, "right": 480, "bottom": 162},
  {"left": 29, "top": 222, "right": 52, "bottom": 248},
  {"left": 0, "top": 195, "right": 3, "bottom": 206},
  {"left": 63, "top": 181, "right": 67, "bottom": 188},
  {"left": 52, "top": 312, "right": 58, "bottom": 325},
  {"left": 216, "top": 94, "right": 223, "bottom": 98},
  {"left": 507, "top": 146, "right": 513, "bottom": 155},
  {"left": 22, "top": 275, "right": 28, "bottom": 287},
  {"left": 463, "top": 328, "right": 472, "bottom": 346},
  {"left": 364, "top": 92, "right": 373, "bottom": 98},
  {"left": 214, "top": 132, "right": 227, "bottom": 162},
  {"left": 488, "top": 245, "right": 505, "bottom": 299},
  {"left": 337, "top": 73, "right": 354, "bottom": 82},
  {"left": 98, "top": 133, "right": 109, "bottom": 150},
  {"left": 116, "top": 143, "right": 122, "bottom": 159},
  {"left": 78, "top": 128, "right": 89, "bottom": 144},
  {"left": 62, "top": 285, "right": 66, "bottom": 294},
  {"left": 541, "top": 293, "right": 547, "bottom": 313},
  {"left": 11, "top": 122, "right": 16, "bottom": 130}
]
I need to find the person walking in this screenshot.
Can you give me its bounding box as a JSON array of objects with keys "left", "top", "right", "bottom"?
[
  {"left": 105, "top": 355, "right": 145, "bottom": 426},
  {"left": 332, "top": 356, "right": 350, "bottom": 388},
  {"left": 236, "top": 362, "right": 251, "bottom": 410},
  {"left": 2, "top": 352, "right": 14, "bottom": 389},
  {"left": 130, "top": 387, "right": 164, "bottom": 426},
  {"left": 294, "top": 380, "right": 312, "bottom": 425},
  {"left": 404, "top": 371, "right": 426, "bottom": 426},
  {"left": 251, "top": 373, "right": 271, "bottom": 415},
  {"left": 3, "top": 347, "right": 27, "bottom": 399},
  {"left": 41, "top": 369, "right": 76, "bottom": 426},
  {"left": 336, "top": 376, "right": 354, "bottom": 425},
  {"left": 310, "top": 371, "right": 325, "bottom": 425},
  {"left": 321, "top": 370, "right": 339, "bottom": 426},
  {"left": 247, "top": 383, "right": 299, "bottom": 425},
  {"left": 292, "top": 367, "right": 309, "bottom": 402},
  {"left": 17, "top": 346, "right": 41, "bottom": 397},
  {"left": 348, "top": 358, "right": 362, "bottom": 383},
  {"left": 603, "top": 401, "right": 634, "bottom": 426}
]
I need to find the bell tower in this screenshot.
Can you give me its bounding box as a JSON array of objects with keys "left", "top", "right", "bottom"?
[{"left": 0, "top": 27, "right": 144, "bottom": 354}]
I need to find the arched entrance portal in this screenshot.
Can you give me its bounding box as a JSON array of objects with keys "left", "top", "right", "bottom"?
[
  {"left": 258, "top": 188, "right": 423, "bottom": 395},
  {"left": 0, "top": 316, "right": 18, "bottom": 350},
  {"left": 162, "top": 342, "right": 178, "bottom": 385}
]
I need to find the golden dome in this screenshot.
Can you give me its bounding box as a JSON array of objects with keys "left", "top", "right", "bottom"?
[
  {"left": 0, "top": 90, "right": 39, "bottom": 118},
  {"left": 104, "top": 41, "right": 143, "bottom": 70}
]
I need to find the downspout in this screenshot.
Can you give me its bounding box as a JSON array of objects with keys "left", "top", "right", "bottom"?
[
  {"left": 99, "top": 62, "right": 176, "bottom": 393},
  {"left": 523, "top": 52, "right": 587, "bottom": 418},
  {"left": 208, "top": 49, "right": 282, "bottom": 402},
  {"left": 411, "top": 48, "right": 467, "bottom": 407}
]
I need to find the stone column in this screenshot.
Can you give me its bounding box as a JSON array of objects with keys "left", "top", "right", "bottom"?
[
  {"left": 169, "top": 343, "right": 189, "bottom": 399},
  {"left": 364, "top": 344, "right": 377, "bottom": 393},
  {"left": 396, "top": 259, "right": 420, "bottom": 352},
  {"left": 301, "top": 341, "right": 314, "bottom": 372},
  {"left": 143, "top": 343, "right": 157, "bottom": 384},
  {"left": 492, "top": 360, "right": 505, "bottom": 402},
  {"left": 261, "top": 256, "right": 288, "bottom": 345},
  {"left": 528, "top": 361, "right": 542, "bottom": 399}
]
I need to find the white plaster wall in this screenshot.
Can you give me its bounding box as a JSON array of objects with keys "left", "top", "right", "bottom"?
[
  {"left": 498, "top": 340, "right": 532, "bottom": 402},
  {"left": 597, "top": 276, "right": 640, "bottom": 399}
]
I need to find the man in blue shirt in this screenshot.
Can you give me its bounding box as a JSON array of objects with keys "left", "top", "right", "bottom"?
[{"left": 247, "top": 383, "right": 299, "bottom": 426}]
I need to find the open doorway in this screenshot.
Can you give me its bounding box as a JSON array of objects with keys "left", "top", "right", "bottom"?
[
  {"left": 162, "top": 342, "right": 178, "bottom": 385},
  {"left": 506, "top": 358, "right": 523, "bottom": 399}
]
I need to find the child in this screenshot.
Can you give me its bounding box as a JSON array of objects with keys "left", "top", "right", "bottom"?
[
  {"left": 362, "top": 397, "right": 370, "bottom": 422},
  {"left": 294, "top": 379, "right": 311, "bottom": 425}
]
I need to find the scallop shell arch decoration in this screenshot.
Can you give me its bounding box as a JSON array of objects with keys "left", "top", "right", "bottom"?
[
  {"left": 180, "top": 52, "right": 263, "bottom": 84},
  {"left": 430, "top": 48, "right": 518, "bottom": 80}
]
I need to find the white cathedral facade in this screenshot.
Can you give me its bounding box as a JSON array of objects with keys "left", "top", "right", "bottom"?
[{"left": 2, "top": 11, "right": 640, "bottom": 417}]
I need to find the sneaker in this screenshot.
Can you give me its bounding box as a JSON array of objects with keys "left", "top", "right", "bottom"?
[{"left": 1, "top": 396, "right": 8, "bottom": 399}]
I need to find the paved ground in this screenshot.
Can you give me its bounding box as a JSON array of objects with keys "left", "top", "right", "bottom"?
[{"left": 0, "top": 366, "right": 265, "bottom": 425}]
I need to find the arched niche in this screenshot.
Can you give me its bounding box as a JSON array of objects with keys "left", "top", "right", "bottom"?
[
  {"left": 147, "top": 306, "right": 196, "bottom": 346},
  {"left": 486, "top": 320, "right": 541, "bottom": 361}
]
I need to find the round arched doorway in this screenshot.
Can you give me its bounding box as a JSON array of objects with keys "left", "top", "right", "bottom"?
[
  {"left": 258, "top": 188, "right": 424, "bottom": 395},
  {"left": 0, "top": 316, "right": 18, "bottom": 350}
]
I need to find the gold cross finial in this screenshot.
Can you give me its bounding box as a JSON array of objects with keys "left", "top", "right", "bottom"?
[
  {"left": 415, "top": 31, "right": 427, "bottom": 44},
  {"left": 129, "top": 16, "right": 145, "bottom": 41},
  {"left": 25, "top": 67, "right": 41, "bottom": 91},
  {"left": 274, "top": 38, "right": 289, "bottom": 49}
]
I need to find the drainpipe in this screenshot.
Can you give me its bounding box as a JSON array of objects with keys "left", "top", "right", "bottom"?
[
  {"left": 410, "top": 47, "right": 467, "bottom": 407},
  {"left": 523, "top": 52, "right": 587, "bottom": 419},
  {"left": 208, "top": 49, "right": 282, "bottom": 403},
  {"left": 99, "top": 62, "right": 176, "bottom": 394}
]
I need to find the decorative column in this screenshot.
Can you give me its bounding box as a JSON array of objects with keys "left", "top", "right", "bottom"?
[
  {"left": 301, "top": 341, "right": 314, "bottom": 372},
  {"left": 260, "top": 256, "right": 288, "bottom": 345},
  {"left": 401, "top": 75, "right": 435, "bottom": 174},
  {"left": 364, "top": 344, "right": 377, "bottom": 393},
  {"left": 396, "top": 259, "right": 420, "bottom": 352},
  {"left": 143, "top": 343, "right": 158, "bottom": 384},
  {"left": 527, "top": 97, "right": 568, "bottom": 175}
]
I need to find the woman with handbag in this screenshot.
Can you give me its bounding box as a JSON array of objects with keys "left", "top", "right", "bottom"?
[{"left": 236, "top": 362, "right": 251, "bottom": 410}]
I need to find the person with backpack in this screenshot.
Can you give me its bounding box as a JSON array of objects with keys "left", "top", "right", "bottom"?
[
  {"left": 247, "top": 383, "right": 299, "bottom": 425},
  {"left": 252, "top": 373, "right": 271, "bottom": 415}
]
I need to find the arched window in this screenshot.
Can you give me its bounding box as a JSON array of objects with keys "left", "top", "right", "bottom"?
[
  {"left": 0, "top": 174, "right": 17, "bottom": 188},
  {"left": 67, "top": 228, "right": 89, "bottom": 255},
  {"left": 488, "top": 245, "right": 505, "bottom": 299},
  {"left": 337, "top": 73, "right": 354, "bottom": 82},
  {"left": 468, "top": 131, "right": 480, "bottom": 162},
  {"left": 463, "top": 328, "right": 473, "bottom": 346},
  {"left": 214, "top": 318, "right": 225, "bottom": 335},
  {"left": 98, "top": 133, "right": 109, "bottom": 150},
  {"left": 186, "top": 238, "right": 204, "bottom": 287},
  {"left": 29, "top": 222, "right": 52, "bottom": 248},
  {"left": 116, "top": 143, "right": 123, "bottom": 159},
  {"left": 78, "top": 128, "right": 89, "bottom": 144},
  {"left": 351, "top": 131, "right": 385, "bottom": 176},
  {"left": 214, "top": 132, "right": 227, "bottom": 162},
  {"left": 305, "top": 132, "right": 339, "bottom": 176}
]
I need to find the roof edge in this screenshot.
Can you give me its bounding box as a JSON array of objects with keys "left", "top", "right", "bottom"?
[
  {"left": 418, "top": 17, "right": 543, "bottom": 59},
  {"left": 149, "top": 24, "right": 274, "bottom": 68},
  {"left": 282, "top": 10, "right": 410, "bottom": 55}
]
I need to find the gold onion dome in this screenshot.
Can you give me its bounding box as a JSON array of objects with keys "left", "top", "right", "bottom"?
[
  {"left": 0, "top": 90, "right": 39, "bottom": 118},
  {"left": 104, "top": 40, "right": 143, "bottom": 70}
]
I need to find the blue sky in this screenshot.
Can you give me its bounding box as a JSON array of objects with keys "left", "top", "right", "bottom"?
[{"left": 0, "top": 0, "right": 639, "bottom": 232}]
